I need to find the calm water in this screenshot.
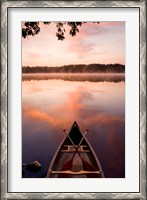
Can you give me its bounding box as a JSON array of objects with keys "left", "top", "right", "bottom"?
[{"left": 22, "top": 73, "right": 125, "bottom": 178}]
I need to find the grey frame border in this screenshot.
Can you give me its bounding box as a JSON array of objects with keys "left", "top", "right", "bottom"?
[{"left": 1, "top": 1, "right": 146, "bottom": 199}]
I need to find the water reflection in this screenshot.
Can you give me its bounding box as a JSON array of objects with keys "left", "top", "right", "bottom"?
[
  {"left": 22, "top": 73, "right": 125, "bottom": 83},
  {"left": 22, "top": 74, "right": 125, "bottom": 178}
]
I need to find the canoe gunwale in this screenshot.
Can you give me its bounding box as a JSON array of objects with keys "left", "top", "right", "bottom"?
[
  {"left": 46, "top": 135, "right": 66, "bottom": 178},
  {"left": 84, "top": 137, "right": 105, "bottom": 178}
]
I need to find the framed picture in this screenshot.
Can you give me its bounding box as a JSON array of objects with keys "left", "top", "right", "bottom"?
[{"left": 1, "top": 0, "right": 146, "bottom": 199}]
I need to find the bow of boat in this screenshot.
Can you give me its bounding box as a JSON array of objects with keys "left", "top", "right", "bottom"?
[{"left": 47, "top": 121, "right": 105, "bottom": 178}]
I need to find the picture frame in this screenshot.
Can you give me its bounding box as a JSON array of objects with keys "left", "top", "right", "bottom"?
[{"left": 1, "top": 0, "right": 146, "bottom": 199}]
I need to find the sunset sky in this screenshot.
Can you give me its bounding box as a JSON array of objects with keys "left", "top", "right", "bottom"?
[{"left": 22, "top": 22, "right": 125, "bottom": 67}]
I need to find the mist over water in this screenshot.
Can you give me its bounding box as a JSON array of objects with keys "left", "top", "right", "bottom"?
[
  {"left": 22, "top": 73, "right": 125, "bottom": 178},
  {"left": 22, "top": 73, "right": 125, "bottom": 83}
]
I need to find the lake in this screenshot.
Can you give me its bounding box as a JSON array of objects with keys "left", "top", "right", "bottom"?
[{"left": 22, "top": 73, "right": 125, "bottom": 178}]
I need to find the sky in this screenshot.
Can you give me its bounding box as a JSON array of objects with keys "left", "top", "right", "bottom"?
[{"left": 22, "top": 22, "right": 125, "bottom": 67}]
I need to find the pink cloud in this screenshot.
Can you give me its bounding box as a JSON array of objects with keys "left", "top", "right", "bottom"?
[
  {"left": 22, "top": 22, "right": 125, "bottom": 66},
  {"left": 63, "top": 22, "right": 125, "bottom": 60}
]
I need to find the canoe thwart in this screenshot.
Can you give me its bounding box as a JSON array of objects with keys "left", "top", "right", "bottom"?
[
  {"left": 61, "top": 150, "right": 90, "bottom": 153},
  {"left": 50, "top": 170, "right": 101, "bottom": 175},
  {"left": 62, "top": 145, "right": 90, "bottom": 152}
]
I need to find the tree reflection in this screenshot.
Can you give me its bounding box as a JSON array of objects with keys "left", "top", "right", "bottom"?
[{"left": 22, "top": 73, "right": 125, "bottom": 83}]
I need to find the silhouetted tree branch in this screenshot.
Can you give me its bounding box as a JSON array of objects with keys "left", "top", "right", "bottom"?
[{"left": 22, "top": 22, "right": 99, "bottom": 40}]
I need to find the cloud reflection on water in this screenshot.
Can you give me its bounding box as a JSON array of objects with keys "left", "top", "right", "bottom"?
[{"left": 22, "top": 74, "right": 125, "bottom": 178}]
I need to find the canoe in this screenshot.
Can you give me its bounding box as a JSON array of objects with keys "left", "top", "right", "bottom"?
[{"left": 46, "top": 121, "right": 105, "bottom": 178}]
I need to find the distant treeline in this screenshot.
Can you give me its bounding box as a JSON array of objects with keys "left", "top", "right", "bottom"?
[{"left": 22, "top": 64, "right": 125, "bottom": 73}]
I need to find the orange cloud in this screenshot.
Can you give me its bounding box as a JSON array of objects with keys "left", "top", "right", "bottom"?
[
  {"left": 23, "top": 84, "right": 124, "bottom": 132},
  {"left": 23, "top": 105, "right": 66, "bottom": 128}
]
